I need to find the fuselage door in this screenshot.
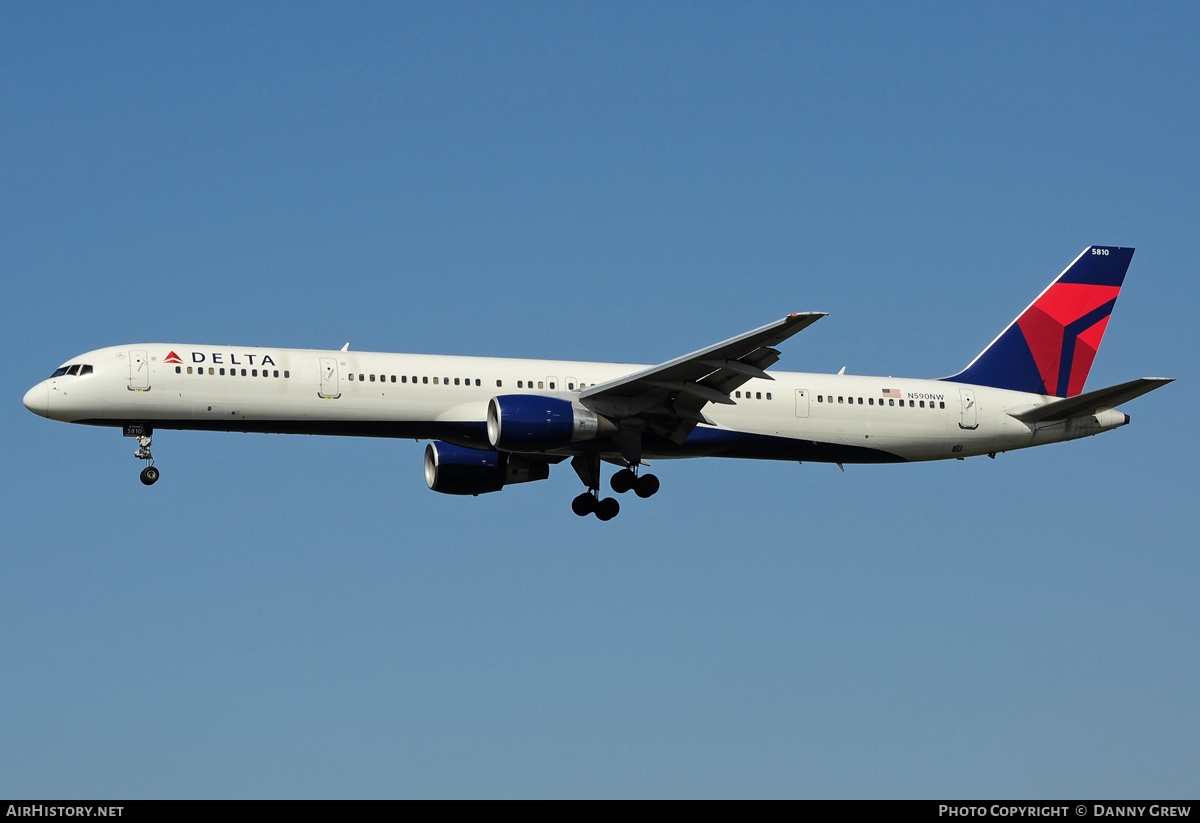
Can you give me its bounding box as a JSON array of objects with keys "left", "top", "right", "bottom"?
[
  {"left": 795, "top": 388, "right": 810, "bottom": 418},
  {"left": 958, "top": 389, "right": 978, "bottom": 430},
  {"left": 129, "top": 350, "right": 150, "bottom": 391},
  {"left": 319, "top": 358, "right": 341, "bottom": 399}
]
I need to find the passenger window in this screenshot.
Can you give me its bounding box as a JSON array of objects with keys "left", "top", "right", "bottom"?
[
  {"left": 889, "top": 399, "right": 895, "bottom": 406},
  {"left": 390, "top": 375, "right": 396, "bottom": 383},
  {"left": 568, "top": 383, "right": 575, "bottom": 390},
  {"left": 422, "top": 377, "right": 428, "bottom": 384},
  {"left": 252, "top": 369, "right": 258, "bottom": 377},
  {"left": 370, "top": 374, "right": 376, "bottom": 382},
  {"left": 454, "top": 378, "right": 460, "bottom": 386},
  {"left": 497, "top": 380, "right": 503, "bottom": 387},
  {"left": 766, "top": 393, "right": 772, "bottom": 400},
  {"left": 538, "top": 381, "right": 544, "bottom": 389},
  {"left": 735, "top": 391, "right": 741, "bottom": 398},
  {"left": 175, "top": 366, "right": 182, "bottom": 374},
  {"left": 920, "top": 400, "right": 925, "bottom": 408},
  {"left": 838, "top": 396, "right": 843, "bottom": 404},
  {"left": 275, "top": 370, "right": 280, "bottom": 378},
  {"left": 209, "top": 368, "right": 215, "bottom": 375},
  {"left": 517, "top": 380, "right": 523, "bottom": 388},
  {"left": 756, "top": 392, "right": 762, "bottom": 399},
  {"left": 433, "top": 377, "right": 439, "bottom": 385},
  {"left": 817, "top": 395, "right": 823, "bottom": 403},
  {"left": 940, "top": 402, "right": 945, "bottom": 409},
  {"left": 187, "top": 367, "right": 193, "bottom": 374}
]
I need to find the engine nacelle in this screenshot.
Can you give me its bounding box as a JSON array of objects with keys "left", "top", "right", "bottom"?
[
  {"left": 423, "top": 441, "right": 550, "bottom": 496},
  {"left": 486, "top": 395, "right": 613, "bottom": 452}
]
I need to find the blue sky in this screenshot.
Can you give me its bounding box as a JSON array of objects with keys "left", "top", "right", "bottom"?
[{"left": 2, "top": 1, "right": 1196, "bottom": 798}]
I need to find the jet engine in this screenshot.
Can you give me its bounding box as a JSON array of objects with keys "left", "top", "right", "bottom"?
[
  {"left": 423, "top": 441, "right": 550, "bottom": 496},
  {"left": 486, "top": 395, "right": 613, "bottom": 452}
]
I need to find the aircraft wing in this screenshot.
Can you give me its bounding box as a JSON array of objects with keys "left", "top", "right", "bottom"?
[
  {"left": 1009, "top": 377, "right": 1174, "bottom": 424},
  {"left": 580, "top": 312, "right": 825, "bottom": 442}
]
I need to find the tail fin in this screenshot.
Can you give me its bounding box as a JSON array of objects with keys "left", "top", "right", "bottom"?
[{"left": 943, "top": 245, "right": 1135, "bottom": 397}]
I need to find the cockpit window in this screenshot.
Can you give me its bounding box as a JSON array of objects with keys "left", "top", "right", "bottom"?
[{"left": 49, "top": 364, "right": 93, "bottom": 378}]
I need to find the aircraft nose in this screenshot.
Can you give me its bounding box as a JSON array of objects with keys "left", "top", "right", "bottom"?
[{"left": 23, "top": 382, "right": 48, "bottom": 417}]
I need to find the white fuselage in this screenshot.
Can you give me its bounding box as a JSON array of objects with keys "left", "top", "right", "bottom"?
[{"left": 23, "top": 343, "right": 1129, "bottom": 464}]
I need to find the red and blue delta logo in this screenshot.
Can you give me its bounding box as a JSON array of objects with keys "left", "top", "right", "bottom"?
[{"left": 164, "top": 351, "right": 183, "bottom": 364}]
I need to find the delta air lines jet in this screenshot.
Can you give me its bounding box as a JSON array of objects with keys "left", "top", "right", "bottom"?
[{"left": 23, "top": 246, "right": 1171, "bottom": 520}]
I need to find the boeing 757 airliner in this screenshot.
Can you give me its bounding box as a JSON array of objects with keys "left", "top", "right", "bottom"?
[{"left": 23, "top": 246, "right": 1171, "bottom": 520}]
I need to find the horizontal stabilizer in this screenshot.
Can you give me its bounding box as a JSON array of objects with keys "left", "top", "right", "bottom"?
[{"left": 1009, "top": 377, "right": 1173, "bottom": 423}]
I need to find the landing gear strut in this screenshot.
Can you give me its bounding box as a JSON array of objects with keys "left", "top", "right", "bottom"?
[
  {"left": 134, "top": 435, "right": 160, "bottom": 485},
  {"left": 569, "top": 453, "right": 662, "bottom": 520},
  {"left": 570, "top": 453, "right": 620, "bottom": 521}
]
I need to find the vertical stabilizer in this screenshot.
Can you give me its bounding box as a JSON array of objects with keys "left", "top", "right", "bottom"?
[{"left": 942, "top": 246, "right": 1134, "bottom": 397}]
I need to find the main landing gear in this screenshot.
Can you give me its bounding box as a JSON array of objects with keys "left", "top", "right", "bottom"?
[
  {"left": 134, "top": 434, "right": 160, "bottom": 485},
  {"left": 571, "top": 490, "right": 620, "bottom": 521},
  {"left": 569, "top": 454, "right": 660, "bottom": 521},
  {"left": 609, "top": 467, "right": 660, "bottom": 498}
]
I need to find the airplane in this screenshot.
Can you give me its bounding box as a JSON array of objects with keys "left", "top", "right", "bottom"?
[{"left": 23, "top": 245, "right": 1171, "bottom": 520}]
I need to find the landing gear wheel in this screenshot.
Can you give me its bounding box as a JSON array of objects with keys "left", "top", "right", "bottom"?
[
  {"left": 610, "top": 468, "right": 636, "bottom": 494},
  {"left": 133, "top": 433, "right": 158, "bottom": 486},
  {"left": 595, "top": 497, "right": 620, "bottom": 521},
  {"left": 634, "top": 473, "right": 660, "bottom": 498},
  {"left": 571, "top": 492, "right": 596, "bottom": 517}
]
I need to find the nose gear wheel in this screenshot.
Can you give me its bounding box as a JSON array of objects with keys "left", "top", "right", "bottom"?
[{"left": 134, "top": 435, "right": 160, "bottom": 485}]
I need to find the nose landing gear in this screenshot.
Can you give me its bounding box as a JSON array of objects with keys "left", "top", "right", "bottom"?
[{"left": 134, "top": 435, "right": 160, "bottom": 485}]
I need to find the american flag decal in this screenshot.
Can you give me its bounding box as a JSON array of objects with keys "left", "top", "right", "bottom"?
[{"left": 882, "top": 388, "right": 900, "bottom": 398}]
